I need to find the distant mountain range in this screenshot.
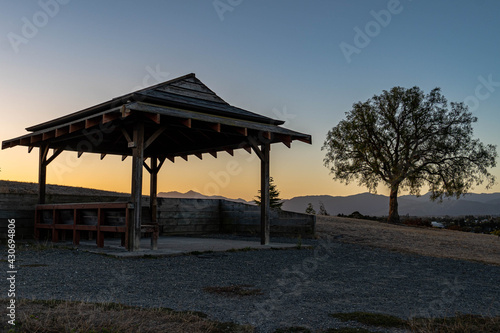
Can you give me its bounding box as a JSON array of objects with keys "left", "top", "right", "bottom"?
[
  {"left": 2, "top": 180, "right": 497, "bottom": 217},
  {"left": 159, "top": 189, "right": 500, "bottom": 217},
  {"left": 281, "top": 192, "right": 500, "bottom": 217},
  {"left": 158, "top": 190, "right": 252, "bottom": 205}
]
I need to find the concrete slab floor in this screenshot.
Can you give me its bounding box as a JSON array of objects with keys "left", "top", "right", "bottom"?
[{"left": 56, "top": 236, "right": 300, "bottom": 258}]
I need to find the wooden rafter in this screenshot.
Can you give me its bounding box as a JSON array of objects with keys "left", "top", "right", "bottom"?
[
  {"left": 121, "top": 128, "right": 133, "bottom": 144},
  {"left": 85, "top": 117, "right": 101, "bottom": 129},
  {"left": 46, "top": 148, "right": 64, "bottom": 165},
  {"left": 158, "top": 157, "right": 166, "bottom": 170},
  {"left": 235, "top": 127, "right": 248, "bottom": 136},
  {"left": 143, "top": 160, "right": 152, "bottom": 174},
  {"left": 70, "top": 122, "right": 85, "bottom": 133},
  {"left": 42, "top": 131, "right": 55, "bottom": 141},
  {"left": 211, "top": 123, "right": 221, "bottom": 132},
  {"left": 145, "top": 113, "right": 161, "bottom": 124},
  {"left": 30, "top": 135, "right": 42, "bottom": 144},
  {"left": 56, "top": 127, "right": 69, "bottom": 137},
  {"left": 103, "top": 112, "right": 121, "bottom": 124},
  {"left": 145, "top": 127, "right": 166, "bottom": 150}
]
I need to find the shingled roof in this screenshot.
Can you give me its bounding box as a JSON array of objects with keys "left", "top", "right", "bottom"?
[{"left": 2, "top": 73, "right": 311, "bottom": 159}]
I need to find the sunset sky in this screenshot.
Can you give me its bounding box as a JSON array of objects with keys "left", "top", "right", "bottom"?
[{"left": 1, "top": 0, "right": 499, "bottom": 201}]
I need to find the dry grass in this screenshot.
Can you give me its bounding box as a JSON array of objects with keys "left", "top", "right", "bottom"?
[
  {"left": 1, "top": 299, "right": 253, "bottom": 333},
  {"left": 326, "top": 311, "right": 500, "bottom": 333},
  {"left": 316, "top": 216, "right": 500, "bottom": 265},
  {"left": 408, "top": 314, "right": 500, "bottom": 333}
]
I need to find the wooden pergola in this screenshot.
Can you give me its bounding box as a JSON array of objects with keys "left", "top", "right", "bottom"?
[{"left": 2, "top": 73, "right": 312, "bottom": 251}]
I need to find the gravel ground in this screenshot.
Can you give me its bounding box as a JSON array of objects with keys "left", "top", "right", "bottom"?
[{"left": 3, "top": 237, "right": 500, "bottom": 332}]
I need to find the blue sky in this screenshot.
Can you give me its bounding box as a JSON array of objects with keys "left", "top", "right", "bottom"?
[{"left": 1, "top": 0, "right": 499, "bottom": 200}]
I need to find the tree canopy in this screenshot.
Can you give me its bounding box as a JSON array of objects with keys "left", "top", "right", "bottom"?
[{"left": 322, "top": 86, "right": 497, "bottom": 223}]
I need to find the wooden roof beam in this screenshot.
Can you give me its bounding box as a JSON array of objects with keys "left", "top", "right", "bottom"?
[
  {"left": 103, "top": 112, "right": 121, "bottom": 124},
  {"left": 120, "top": 128, "right": 133, "bottom": 145},
  {"left": 195, "top": 153, "right": 203, "bottom": 160},
  {"left": 122, "top": 155, "right": 128, "bottom": 161},
  {"left": 209, "top": 151, "right": 217, "bottom": 158},
  {"left": 178, "top": 130, "right": 196, "bottom": 144},
  {"left": 42, "top": 131, "right": 55, "bottom": 141},
  {"left": 70, "top": 122, "right": 85, "bottom": 133},
  {"left": 261, "top": 131, "right": 271, "bottom": 140},
  {"left": 55, "top": 126, "right": 69, "bottom": 137},
  {"left": 167, "top": 156, "right": 175, "bottom": 163},
  {"left": 20, "top": 138, "right": 31, "bottom": 146},
  {"left": 226, "top": 149, "right": 234, "bottom": 156},
  {"left": 28, "top": 146, "right": 34, "bottom": 153},
  {"left": 121, "top": 105, "right": 132, "bottom": 118},
  {"left": 100, "top": 153, "right": 106, "bottom": 160},
  {"left": 247, "top": 136, "right": 264, "bottom": 160},
  {"left": 46, "top": 148, "right": 63, "bottom": 165},
  {"left": 157, "top": 157, "right": 166, "bottom": 171},
  {"left": 145, "top": 112, "right": 161, "bottom": 124},
  {"left": 277, "top": 134, "right": 292, "bottom": 148},
  {"left": 296, "top": 136, "right": 312, "bottom": 144},
  {"left": 244, "top": 146, "right": 252, "bottom": 154},
  {"left": 210, "top": 123, "right": 221, "bottom": 132},
  {"left": 78, "top": 151, "right": 84, "bottom": 158},
  {"left": 30, "top": 134, "right": 42, "bottom": 144},
  {"left": 145, "top": 127, "right": 166, "bottom": 150},
  {"left": 85, "top": 117, "right": 101, "bottom": 129},
  {"left": 235, "top": 127, "right": 248, "bottom": 136},
  {"left": 181, "top": 155, "right": 188, "bottom": 161},
  {"left": 143, "top": 160, "right": 152, "bottom": 174}
]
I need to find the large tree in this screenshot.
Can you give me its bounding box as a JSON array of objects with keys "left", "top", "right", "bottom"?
[{"left": 322, "top": 86, "right": 497, "bottom": 223}]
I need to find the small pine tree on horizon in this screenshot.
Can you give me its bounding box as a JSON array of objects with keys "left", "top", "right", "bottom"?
[
  {"left": 318, "top": 201, "right": 329, "bottom": 216},
  {"left": 305, "top": 203, "right": 316, "bottom": 215},
  {"left": 254, "top": 177, "right": 283, "bottom": 210}
]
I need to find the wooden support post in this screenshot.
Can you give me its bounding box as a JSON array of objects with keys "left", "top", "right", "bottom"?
[
  {"left": 150, "top": 157, "right": 158, "bottom": 224},
  {"left": 260, "top": 143, "right": 270, "bottom": 245},
  {"left": 130, "top": 122, "right": 145, "bottom": 251},
  {"left": 38, "top": 145, "right": 49, "bottom": 204}
]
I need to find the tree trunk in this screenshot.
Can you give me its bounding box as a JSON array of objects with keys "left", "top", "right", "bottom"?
[{"left": 388, "top": 185, "right": 400, "bottom": 224}]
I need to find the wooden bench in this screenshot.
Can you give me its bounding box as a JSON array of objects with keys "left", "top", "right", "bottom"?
[{"left": 34, "top": 202, "right": 159, "bottom": 250}]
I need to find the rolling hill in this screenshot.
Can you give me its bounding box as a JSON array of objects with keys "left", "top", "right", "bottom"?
[{"left": 281, "top": 192, "right": 500, "bottom": 217}]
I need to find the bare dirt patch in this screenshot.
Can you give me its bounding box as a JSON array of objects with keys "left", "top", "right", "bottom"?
[{"left": 316, "top": 215, "right": 500, "bottom": 265}]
